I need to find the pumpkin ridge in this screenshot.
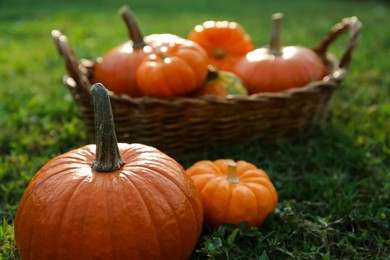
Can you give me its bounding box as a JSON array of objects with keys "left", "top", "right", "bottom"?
[
  {"left": 15, "top": 200, "right": 35, "bottom": 257},
  {"left": 131, "top": 162, "right": 187, "bottom": 189},
  {"left": 30, "top": 147, "right": 93, "bottom": 180},
  {"left": 120, "top": 171, "right": 163, "bottom": 258},
  {"left": 103, "top": 176, "right": 116, "bottom": 259},
  {"left": 191, "top": 161, "right": 223, "bottom": 176},
  {"left": 239, "top": 184, "right": 259, "bottom": 224},
  {"left": 121, "top": 166, "right": 200, "bottom": 259},
  {"left": 200, "top": 175, "right": 225, "bottom": 194},
  {"left": 226, "top": 185, "right": 259, "bottom": 226},
  {"left": 132, "top": 171, "right": 192, "bottom": 254},
  {"left": 191, "top": 174, "right": 215, "bottom": 191},
  {"left": 128, "top": 162, "right": 203, "bottom": 235},
  {"left": 201, "top": 177, "right": 230, "bottom": 225},
  {"left": 238, "top": 169, "right": 271, "bottom": 181},
  {"left": 245, "top": 183, "right": 277, "bottom": 225},
  {"left": 78, "top": 175, "right": 98, "bottom": 259},
  {"left": 239, "top": 177, "right": 270, "bottom": 185},
  {"left": 297, "top": 53, "right": 325, "bottom": 82},
  {"left": 221, "top": 182, "right": 234, "bottom": 225},
  {"left": 21, "top": 172, "right": 90, "bottom": 259},
  {"left": 114, "top": 171, "right": 156, "bottom": 259},
  {"left": 54, "top": 173, "right": 93, "bottom": 257},
  {"left": 13, "top": 163, "right": 65, "bottom": 256},
  {"left": 16, "top": 157, "right": 91, "bottom": 218},
  {"left": 161, "top": 57, "right": 194, "bottom": 96}
]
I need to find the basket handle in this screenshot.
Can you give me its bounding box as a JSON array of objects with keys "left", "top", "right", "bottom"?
[
  {"left": 51, "top": 30, "right": 91, "bottom": 92},
  {"left": 313, "top": 16, "right": 362, "bottom": 73}
]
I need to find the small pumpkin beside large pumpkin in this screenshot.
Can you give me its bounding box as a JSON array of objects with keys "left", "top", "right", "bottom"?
[
  {"left": 186, "top": 159, "right": 278, "bottom": 228},
  {"left": 136, "top": 38, "right": 209, "bottom": 98}
]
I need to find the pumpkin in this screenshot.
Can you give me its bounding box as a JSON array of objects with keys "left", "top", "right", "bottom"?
[
  {"left": 186, "top": 159, "right": 278, "bottom": 228},
  {"left": 92, "top": 5, "right": 149, "bottom": 97},
  {"left": 93, "top": 6, "right": 183, "bottom": 97},
  {"left": 234, "top": 13, "right": 327, "bottom": 94},
  {"left": 191, "top": 66, "right": 248, "bottom": 97},
  {"left": 14, "top": 83, "right": 203, "bottom": 260},
  {"left": 136, "top": 39, "right": 209, "bottom": 98},
  {"left": 188, "top": 20, "right": 254, "bottom": 72}
]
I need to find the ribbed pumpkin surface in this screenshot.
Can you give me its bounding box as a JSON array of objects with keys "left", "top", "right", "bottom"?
[{"left": 14, "top": 143, "right": 203, "bottom": 260}]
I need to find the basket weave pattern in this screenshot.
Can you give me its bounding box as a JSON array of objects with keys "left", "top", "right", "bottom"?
[{"left": 53, "top": 17, "right": 361, "bottom": 156}]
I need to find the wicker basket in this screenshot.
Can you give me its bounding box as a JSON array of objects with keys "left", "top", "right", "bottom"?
[{"left": 51, "top": 16, "right": 361, "bottom": 156}]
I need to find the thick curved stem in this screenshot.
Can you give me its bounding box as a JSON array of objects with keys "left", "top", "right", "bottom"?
[
  {"left": 119, "top": 5, "right": 146, "bottom": 49},
  {"left": 91, "top": 83, "right": 124, "bottom": 172},
  {"left": 269, "top": 12, "right": 283, "bottom": 55},
  {"left": 227, "top": 161, "right": 239, "bottom": 184}
]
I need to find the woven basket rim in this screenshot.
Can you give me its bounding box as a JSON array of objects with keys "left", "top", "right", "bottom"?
[{"left": 64, "top": 56, "right": 342, "bottom": 107}]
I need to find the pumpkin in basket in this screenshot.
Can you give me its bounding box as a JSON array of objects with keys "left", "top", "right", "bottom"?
[
  {"left": 186, "top": 159, "right": 278, "bottom": 227},
  {"left": 191, "top": 65, "right": 248, "bottom": 97},
  {"left": 188, "top": 20, "right": 254, "bottom": 72},
  {"left": 93, "top": 5, "right": 183, "bottom": 97},
  {"left": 235, "top": 13, "right": 327, "bottom": 94},
  {"left": 136, "top": 38, "right": 209, "bottom": 98},
  {"left": 14, "top": 83, "right": 203, "bottom": 260}
]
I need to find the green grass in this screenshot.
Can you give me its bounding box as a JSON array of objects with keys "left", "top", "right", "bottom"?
[{"left": 1, "top": 0, "right": 389, "bottom": 259}]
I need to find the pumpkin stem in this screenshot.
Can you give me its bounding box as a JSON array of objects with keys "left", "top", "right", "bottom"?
[
  {"left": 227, "top": 161, "right": 239, "bottom": 184},
  {"left": 91, "top": 83, "right": 124, "bottom": 172},
  {"left": 269, "top": 12, "right": 283, "bottom": 55},
  {"left": 214, "top": 47, "right": 226, "bottom": 59},
  {"left": 205, "top": 65, "right": 219, "bottom": 81},
  {"left": 119, "top": 5, "right": 146, "bottom": 49}
]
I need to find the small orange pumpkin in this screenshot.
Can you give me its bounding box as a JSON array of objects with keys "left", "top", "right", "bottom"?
[
  {"left": 186, "top": 159, "right": 278, "bottom": 228},
  {"left": 136, "top": 39, "right": 209, "bottom": 98},
  {"left": 14, "top": 83, "right": 203, "bottom": 259},
  {"left": 234, "top": 13, "right": 327, "bottom": 94},
  {"left": 188, "top": 20, "right": 254, "bottom": 72}
]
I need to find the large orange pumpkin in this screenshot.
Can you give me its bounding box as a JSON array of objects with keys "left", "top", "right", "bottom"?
[
  {"left": 234, "top": 13, "right": 327, "bottom": 94},
  {"left": 186, "top": 159, "right": 278, "bottom": 228},
  {"left": 188, "top": 20, "right": 254, "bottom": 72},
  {"left": 14, "top": 83, "right": 203, "bottom": 260},
  {"left": 136, "top": 39, "right": 209, "bottom": 98}
]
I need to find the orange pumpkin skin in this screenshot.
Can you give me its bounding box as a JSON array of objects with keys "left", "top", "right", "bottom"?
[
  {"left": 136, "top": 39, "right": 209, "bottom": 98},
  {"left": 14, "top": 83, "right": 203, "bottom": 260},
  {"left": 93, "top": 44, "right": 151, "bottom": 97},
  {"left": 188, "top": 21, "right": 254, "bottom": 72},
  {"left": 235, "top": 46, "right": 327, "bottom": 93},
  {"left": 186, "top": 159, "right": 278, "bottom": 228}
]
